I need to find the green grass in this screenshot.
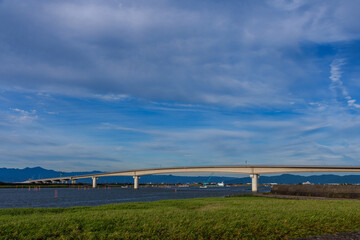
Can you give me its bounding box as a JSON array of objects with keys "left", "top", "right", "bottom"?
[{"left": 0, "top": 196, "right": 359, "bottom": 239}]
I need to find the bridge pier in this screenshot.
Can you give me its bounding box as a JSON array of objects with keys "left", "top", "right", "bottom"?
[
  {"left": 92, "top": 177, "right": 98, "bottom": 188},
  {"left": 71, "top": 179, "right": 77, "bottom": 184},
  {"left": 133, "top": 176, "right": 140, "bottom": 189},
  {"left": 250, "top": 174, "right": 259, "bottom": 192}
]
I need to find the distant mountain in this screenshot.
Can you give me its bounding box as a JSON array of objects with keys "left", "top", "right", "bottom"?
[
  {"left": 0, "top": 167, "right": 359, "bottom": 184},
  {"left": 0, "top": 167, "right": 235, "bottom": 184},
  {"left": 0, "top": 167, "right": 101, "bottom": 183},
  {"left": 232, "top": 174, "right": 360, "bottom": 185}
]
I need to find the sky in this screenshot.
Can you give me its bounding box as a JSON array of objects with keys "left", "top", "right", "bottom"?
[{"left": 1, "top": 0, "right": 360, "bottom": 172}]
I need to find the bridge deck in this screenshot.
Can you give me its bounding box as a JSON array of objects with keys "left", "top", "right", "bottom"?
[{"left": 23, "top": 165, "right": 360, "bottom": 183}]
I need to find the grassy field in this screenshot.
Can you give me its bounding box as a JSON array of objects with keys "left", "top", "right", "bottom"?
[{"left": 0, "top": 196, "right": 359, "bottom": 240}]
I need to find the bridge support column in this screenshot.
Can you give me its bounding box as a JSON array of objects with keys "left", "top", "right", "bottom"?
[
  {"left": 92, "top": 177, "right": 98, "bottom": 188},
  {"left": 71, "top": 179, "right": 77, "bottom": 184},
  {"left": 133, "top": 176, "right": 140, "bottom": 189},
  {"left": 250, "top": 174, "right": 259, "bottom": 192}
]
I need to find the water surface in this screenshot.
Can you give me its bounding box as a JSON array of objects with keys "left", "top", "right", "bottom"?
[{"left": 0, "top": 186, "right": 270, "bottom": 208}]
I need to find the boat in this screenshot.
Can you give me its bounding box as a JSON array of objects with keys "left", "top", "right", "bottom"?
[
  {"left": 200, "top": 182, "right": 225, "bottom": 188},
  {"left": 217, "top": 182, "right": 225, "bottom": 187}
]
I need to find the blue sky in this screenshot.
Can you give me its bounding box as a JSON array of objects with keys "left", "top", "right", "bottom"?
[{"left": 1, "top": 0, "right": 360, "bottom": 172}]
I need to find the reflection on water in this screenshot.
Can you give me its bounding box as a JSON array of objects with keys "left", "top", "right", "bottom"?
[{"left": 0, "top": 186, "right": 270, "bottom": 208}]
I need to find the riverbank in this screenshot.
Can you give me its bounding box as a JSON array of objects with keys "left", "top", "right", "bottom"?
[
  {"left": 271, "top": 184, "right": 360, "bottom": 199},
  {"left": 0, "top": 196, "right": 359, "bottom": 239},
  {"left": 253, "top": 193, "right": 360, "bottom": 201}
]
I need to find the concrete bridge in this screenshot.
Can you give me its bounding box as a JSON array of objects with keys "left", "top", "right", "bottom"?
[{"left": 23, "top": 165, "right": 360, "bottom": 192}]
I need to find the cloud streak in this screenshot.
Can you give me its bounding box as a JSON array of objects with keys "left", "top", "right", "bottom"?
[{"left": 329, "top": 59, "right": 360, "bottom": 109}]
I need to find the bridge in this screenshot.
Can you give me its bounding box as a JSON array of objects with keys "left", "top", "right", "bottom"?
[{"left": 23, "top": 165, "right": 360, "bottom": 192}]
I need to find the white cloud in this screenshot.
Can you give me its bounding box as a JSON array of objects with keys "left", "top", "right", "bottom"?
[
  {"left": 347, "top": 99, "right": 360, "bottom": 109},
  {"left": 10, "top": 108, "right": 38, "bottom": 123},
  {"left": 46, "top": 111, "right": 58, "bottom": 115},
  {"left": 100, "top": 123, "right": 158, "bottom": 135},
  {"left": 93, "top": 93, "right": 129, "bottom": 101}
]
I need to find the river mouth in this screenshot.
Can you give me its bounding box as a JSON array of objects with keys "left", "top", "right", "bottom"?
[{"left": 0, "top": 186, "right": 270, "bottom": 208}]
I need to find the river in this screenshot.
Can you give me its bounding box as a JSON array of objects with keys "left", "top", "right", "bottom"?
[{"left": 0, "top": 186, "right": 271, "bottom": 208}]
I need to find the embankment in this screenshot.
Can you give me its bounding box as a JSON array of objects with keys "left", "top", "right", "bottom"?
[{"left": 271, "top": 184, "right": 360, "bottom": 198}]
